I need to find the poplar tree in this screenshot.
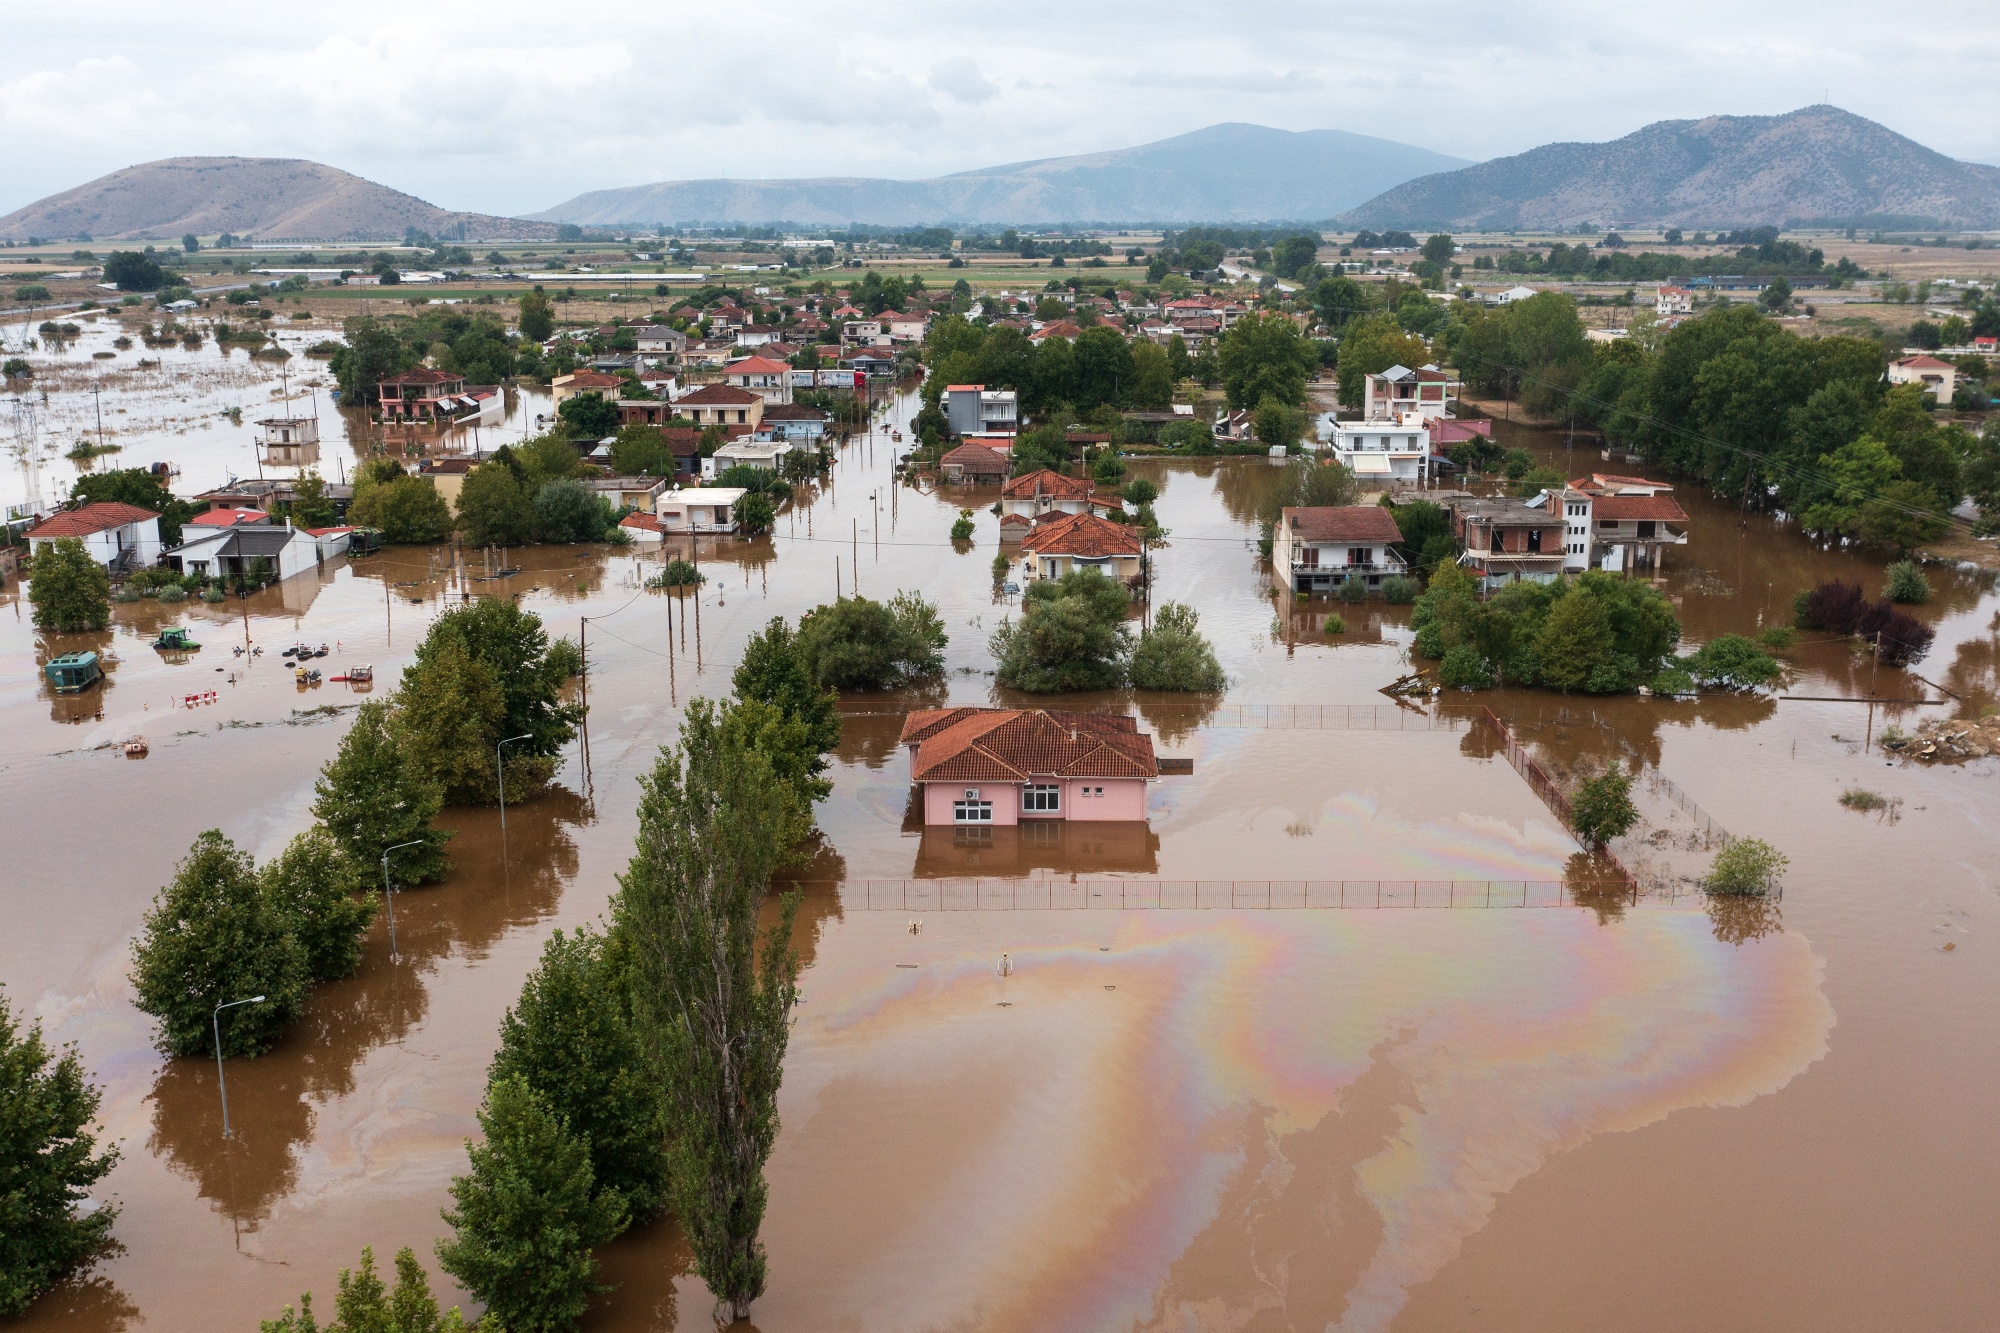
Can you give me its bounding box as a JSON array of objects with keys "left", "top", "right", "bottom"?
[
  {"left": 260, "top": 829, "right": 375, "bottom": 983},
  {"left": 613, "top": 701, "right": 802, "bottom": 1323},
  {"left": 313, "top": 701, "right": 451, "bottom": 885}
]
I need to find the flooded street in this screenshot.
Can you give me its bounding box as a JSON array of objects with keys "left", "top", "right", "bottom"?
[{"left": 3, "top": 372, "right": 1998, "bottom": 1331}]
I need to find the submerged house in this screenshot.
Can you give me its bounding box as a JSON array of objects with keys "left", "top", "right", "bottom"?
[
  {"left": 24, "top": 502, "right": 165, "bottom": 572},
  {"left": 1269, "top": 505, "right": 1405, "bottom": 594},
  {"left": 900, "top": 708, "right": 1159, "bottom": 825}
]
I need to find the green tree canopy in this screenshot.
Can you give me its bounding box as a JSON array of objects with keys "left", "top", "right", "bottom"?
[
  {"left": 349, "top": 475, "right": 450, "bottom": 544},
  {"left": 0, "top": 987, "right": 121, "bottom": 1318},
  {"left": 991, "top": 567, "right": 1133, "bottom": 692},
  {"left": 1217, "top": 312, "right": 1317, "bottom": 410},
  {"left": 313, "top": 699, "right": 452, "bottom": 883},
  {"left": 454, "top": 462, "right": 537, "bottom": 546},
  {"left": 1334, "top": 313, "right": 1430, "bottom": 410},
  {"left": 27, "top": 537, "right": 110, "bottom": 633},
  {"left": 1128, "top": 602, "right": 1226, "bottom": 692},
  {"left": 796, "top": 592, "right": 948, "bottom": 690},
  {"left": 330, "top": 317, "right": 417, "bottom": 404},
  {"left": 130, "top": 831, "right": 308, "bottom": 1057},
  {"left": 260, "top": 829, "right": 374, "bottom": 984}
]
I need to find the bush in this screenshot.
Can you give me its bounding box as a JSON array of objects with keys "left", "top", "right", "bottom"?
[
  {"left": 262, "top": 1246, "right": 485, "bottom": 1333},
  {"left": 1570, "top": 768, "right": 1638, "bottom": 847},
  {"left": 647, "top": 559, "right": 704, "bottom": 589},
  {"left": 202, "top": 586, "right": 227, "bottom": 603},
  {"left": 1684, "top": 634, "right": 1782, "bottom": 691},
  {"left": 1380, "top": 575, "right": 1419, "bottom": 604},
  {"left": 1839, "top": 787, "right": 1888, "bottom": 811},
  {"left": 991, "top": 567, "right": 1133, "bottom": 693},
  {"left": 0, "top": 987, "right": 121, "bottom": 1318},
  {"left": 1322, "top": 613, "right": 1346, "bottom": 635},
  {"left": 734, "top": 491, "right": 776, "bottom": 535},
  {"left": 797, "top": 592, "right": 948, "bottom": 689},
  {"left": 156, "top": 585, "right": 187, "bottom": 603},
  {"left": 1649, "top": 665, "right": 1696, "bottom": 697},
  {"left": 129, "top": 831, "right": 309, "bottom": 1057},
  {"left": 992, "top": 552, "right": 1011, "bottom": 583},
  {"left": 1439, "top": 643, "right": 1493, "bottom": 689},
  {"left": 1797, "top": 580, "right": 1867, "bottom": 634},
  {"left": 114, "top": 586, "right": 144, "bottom": 603},
  {"left": 1757, "top": 625, "right": 1797, "bottom": 649},
  {"left": 1128, "top": 602, "right": 1226, "bottom": 692},
  {"left": 951, "top": 508, "right": 975, "bottom": 541},
  {"left": 1705, "top": 837, "right": 1788, "bottom": 897},
  {"left": 1883, "top": 560, "right": 1931, "bottom": 604},
  {"left": 1855, "top": 600, "right": 1936, "bottom": 666}
]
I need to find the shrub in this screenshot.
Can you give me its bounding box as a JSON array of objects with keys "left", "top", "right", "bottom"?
[
  {"left": 1438, "top": 643, "right": 1493, "bottom": 689},
  {"left": 130, "top": 831, "right": 309, "bottom": 1057},
  {"left": 647, "top": 559, "right": 703, "bottom": 589},
  {"left": 991, "top": 552, "right": 1011, "bottom": 583},
  {"left": 1883, "top": 560, "right": 1931, "bottom": 604},
  {"left": 202, "top": 586, "right": 227, "bottom": 603},
  {"left": 0, "top": 987, "right": 121, "bottom": 1318},
  {"left": 1322, "top": 613, "right": 1346, "bottom": 635},
  {"left": 734, "top": 491, "right": 776, "bottom": 535},
  {"left": 1757, "top": 625, "right": 1798, "bottom": 649},
  {"left": 1570, "top": 768, "right": 1638, "bottom": 848},
  {"left": 262, "top": 1246, "right": 485, "bottom": 1333},
  {"left": 1797, "top": 580, "right": 1867, "bottom": 634},
  {"left": 1839, "top": 787, "right": 1888, "bottom": 811},
  {"left": 1855, "top": 600, "right": 1935, "bottom": 666},
  {"left": 1649, "top": 665, "right": 1696, "bottom": 697},
  {"left": 157, "top": 585, "right": 187, "bottom": 604},
  {"left": 1336, "top": 577, "right": 1368, "bottom": 603},
  {"left": 1705, "top": 837, "right": 1788, "bottom": 897},
  {"left": 1684, "top": 634, "right": 1783, "bottom": 690},
  {"left": 1128, "top": 602, "right": 1226, "bottom": 692},
  {"left": 1380, "top": 575, "right": 1419, "bottom": 604},
  {"left": 114, "top": 586, "right": 144, "bottom": 603},
  {"left": 950, "top": 508, "right": 975, "bottom": 541}
]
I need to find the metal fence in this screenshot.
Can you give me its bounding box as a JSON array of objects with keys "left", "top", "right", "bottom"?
[{"left": 777, "top": 878, "right": 1703, "bottom": 912}]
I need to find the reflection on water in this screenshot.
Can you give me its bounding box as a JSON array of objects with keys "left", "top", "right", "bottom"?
[
  {"left": 909, "top": 820, "right": 1162, "bottom": 878},
  {"left": 1706, "top": 891, "right": 1785, "bottom": 946}
]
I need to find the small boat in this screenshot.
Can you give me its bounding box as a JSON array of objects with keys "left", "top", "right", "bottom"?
[
  {"left": 123, "top": 737, "right": 149, "bottom": 757},
  {"left": 329, "top": 664, "right": 375, "bottom": 685}
]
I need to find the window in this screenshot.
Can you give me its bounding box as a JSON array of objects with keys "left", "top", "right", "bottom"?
[
  {"left": 1347, "top": 546, "right": 1369, "bottom": 566},
  {"left": 953, "top": 796, "right": 993, "bottom": 822},
  {"left": 1023, "top": 784, "right": 1061, "bottom": 813}
]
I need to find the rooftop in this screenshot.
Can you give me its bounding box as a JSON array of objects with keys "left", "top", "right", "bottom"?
[
  {"left": 900, "top": 708, "right": 1158, "bottom": 783},
  {"left": 1591, "top": 494, "right": 1690, "bottom": 523},
  {"left": 25, "top": 501, "right": 161, "bottom": 540},
  {"left": 1282, "top": 506, "right": 1404, "bottom": 544},
  {"left": 677, "top": 384, "right": 762, "bottom": 405},
  {"left": 1001, "top": 469, "right": 1096, "bottom": 502},
  {"left": 1018, "top": 511, "right": 1143, "bottom": 558}
]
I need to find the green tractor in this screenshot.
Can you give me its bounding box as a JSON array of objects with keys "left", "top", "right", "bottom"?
[{"left": 152, "top": 627, "right": 201, "bottom": 651}]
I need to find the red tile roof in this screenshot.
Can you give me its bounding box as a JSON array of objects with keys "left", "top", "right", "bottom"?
[
  {"left": 1591, "top": 495, "right": 1689, "bottom": 522},
  {"left": 1894, "top": 355, "right": 1955, "bottom": 370},
  {"left": 1018, "top": 511, "right": 1142, "bottom": 558},
  {"left": 1001, "top": 469, "right": 1094, "bottom": 501},
  {"left": 1430, "top": 418, "right": 1492, "bottom": 444},
  {"left": 558, "top": 371, "right": 626, "bottom": 389},
  {"left": 677, "top": 384, "right": 762, "bottom": 405},
  {"left": 900, "top": 708, "right": 1157, "bottom": 782},
  {"left": 186, "top": 508, "right": 270, "bottom": 528},
  {"left": 25, "top": 501, "right": 161, "bottom": 539},
  {"left": 1589, "top": 473, "right": 1671, "bottom": 491},
  {"left": 1032, "top": 320, "right": 1083, "bottom": 341},
  {"left": 724, "top": 356, "right": 791, "bottom": 375},
  {"left": 1281, "top": 506, "right": 1403, "bottom": 544},
  {"left": 939, "top": 443, "right": 1009, "bottom": 474},
  {"left": 380, "top": 368, "right": 464, "bottom": 387}
]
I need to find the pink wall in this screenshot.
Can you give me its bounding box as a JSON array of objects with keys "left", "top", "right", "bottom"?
[
  {"left": 1065, "top": 778, "right": 1148, "bottom": 821},
  {"left": 923, "top": 782, "right": 1021, "bottom": 826}
]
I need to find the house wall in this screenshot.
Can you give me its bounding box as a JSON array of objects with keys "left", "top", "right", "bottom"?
[
  {"left": 923, "top": 782, "right": 1022, "bottom": 826},
  {"left": 1027, "top": 553, "right": 1141, "bottom": 582},
  {"left": 1064, "top": 778, "right": 1147, "bottom": 821}
]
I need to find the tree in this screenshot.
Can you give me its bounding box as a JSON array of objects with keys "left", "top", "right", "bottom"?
[
  {"left": 555, "top": 393, "right": 618, "bottom": 439},
  {"left": 0, "top": 987, "right": 120, "bottom": 1318},
  {"left": 1270, "top": 234, "right": 1320, "bottom": 280},
  {"left": 130, "top": 831, "right": 308, "bottom": 1057},
  {"left": 612, "top": 703, "right": 803, "bottom": 1323},
  {"left": 1313, "top": 274, "right": 1374, "bottom": 330},
  {"left": 518, "top": 291, "right": 555, "bottom": 343},
  {"left": 608, "top": 425, "right": 680, "bottom": 477},
  {"left": 1533, "top": 586, "right": 1618, "bottom": 693},
  {"left": 1334, "top": 314, "right": 1429, "bottom": 410},
  {"left": 396, "top": 637, "right": 509, "bottom": 806},
  {"left": 330, "top": 317, "right": 416, "bottom": 405},
  {"left": 1255, "top": 458, "right": 1356, "bottom": 554},
  {"left": 437, "top": 1075, "right": 626, "bottom": 1333},
  {"left": 1072, "top": 325, "right": 1133, "bottom": 411},
  {"left": 314, "top": 700, "right": 452, "bottom": 883},
  {"left": 1122, "top": 478, "right": 1159, "bottom": 507},
  {"left": 1798, "top": 434, "right": 1902, "bottom": 537},
  {"left": 1421, "top": 233, "right": 1455, "bottom": 266},
  {"left": 733, "top": 491, "right": 776, "bottom": 535},
  {"left": 1128, "top": 602, "right": 1226, "bottom": 692},
  {"left": 1165, "top": 332, "right": 1191, "bottom": 382},
  {"left": 1570, "top": 769, "right": 1637, "bottom": 848},
  {"left": 489, "top": 930, "right": 667, "bottom": 1222},
  {"left": 990, "top": 568, "right": 1132, "bottom": 692},
  {"left": 1252, "top": 395, "right": 1306, "bottom": 452},
  {"left": 349, "top": 476, "right": 451, "bottom": 544},
  {"left": 1859, "top": 479, "right": 1952, "bottom": 554},
  {"left": 264, "top": 1245, "right": 485, "bottom": 1333},
  {"left": 1883, "top": 560, "right": 1931, "bottom": 604},
  {"left": 535, "top": 477, "right": 613, "bottom": 543},
  {"left": 1705, "top": 838, "right": 1788, "bottom": 896},
  {"left": 102, "top": 250, "right": 168, "bottom": 291},
  {"left": 795, "top": 592, "right": 948, "bottom": 690},
  {"left": 1216, "top": 312, "right": 1317, "bottom": 410},
  {"left": 260, "top": 829, "right": 375, "bottom": 984},
  {"left": 733, "top": 617, "right": 841, "bottom": 761},
  {"left": 70, "top": 466, "right": 191, "bottom": 543},
  {"left": 290, "top": 471, "right": 338, "bottom": 528},
  {"left": 1127, "top": 339, "right": 1173, "bottom": 410},
  {"left": 454, "top": 463, "right": 537, "bottom": 546},
  {"left": 27, "top": 538, "right": 111, "bottom": 632}
]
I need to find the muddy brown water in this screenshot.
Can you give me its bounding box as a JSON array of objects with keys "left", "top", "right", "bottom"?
[{"left": 4, "top": 388, "right": 1998, "bottom": 1332}]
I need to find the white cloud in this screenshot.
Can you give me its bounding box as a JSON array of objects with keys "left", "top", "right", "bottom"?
[{"left": 1, "top": 0, "right": 1996, "bottom": 217}]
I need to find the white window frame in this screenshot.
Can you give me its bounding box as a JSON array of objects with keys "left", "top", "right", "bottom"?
[
  {"left": 952, "top": 791, "right": 993, "bottom": 823},
  {"left": 1023, "top": 783, "right": 1061, "bottom": 813}
]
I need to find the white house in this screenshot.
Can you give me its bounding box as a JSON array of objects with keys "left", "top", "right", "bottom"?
[
  {"left": 1362, "top": 364, "right": 1460, "bottom": 422},
  {"left": 944, "top": 384, "right": 1020, "bottom": 437},
  {"left": 720, "top": 356, "right": 794, "bottom": 405},
  {"left": 166, "top": 521, "right": 320, "bottom": 582},
  {"left": 1655, "top": 286, "right": 1695, "bottom": 316},
  {"left": 705, "top": 440, "right": 792, "bottom": 477},
  {"left": 1317, "top": 412, "right": 1432, "bottom": 486},
  {"left": 655, "top": 487, "right": 748, "bottom": 533},
  {"left": 1491, "top": 285, "right": 1541, "bottom": 305},
  {"left": 1270, "top": 506, "right": 1406, "bottom": 594},
  {"left": 1887, "top": 355, "right": 1957, "bottom": 401},
  {"left": 24, "top": 502, "right": 165, "bottom": 572},
  {"left": 1537, "top": 473, "right": 1690, "bottom": 574}
]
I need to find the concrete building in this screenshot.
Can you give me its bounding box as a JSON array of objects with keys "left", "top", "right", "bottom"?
[
  {"left": 1888, "top": 355, "right": 1957, "bottom": 401},
  {"left": 676, "top": 384, "right": 765, "bottom": 428},
  {"left": 944, "top": 384, "right": 1020, "bottom": 438},
  {"left": 24, "top": 502, "right": 165, "bottom": 572},
  {"left": 1540, "top": 473, "right": 1690, "bottom": 573},
  {"left": 899, "top": 708, "right": 1158, "bottom": 826},
  {"left": 1362, "top": 364, "right": 1460, "bottom": 422},
  {"left": 1318, "top": 413, "right": 1432, "bottom": 487},
  {"left": 1447, "top": 497, "right": 1567, "bottom": 588},
  {"left": 1270, "top": 505, "right": 1405, "bottom": 594},
  {"left": 166, "top": 521, "right": 320, "bottom": 582}
]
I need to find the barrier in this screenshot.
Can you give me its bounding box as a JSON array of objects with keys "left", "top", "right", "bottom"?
[{"left": 777, "top": 878, "right": 1697, "bottom": 911}]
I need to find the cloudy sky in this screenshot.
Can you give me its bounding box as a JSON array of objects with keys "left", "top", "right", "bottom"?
[{"left": 3, "top": 0, "right": 1995, "bottom": 217}]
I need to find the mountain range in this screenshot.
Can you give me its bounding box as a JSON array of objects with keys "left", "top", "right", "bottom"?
[
  {"left": 1340, "top": 106, "right": 2000, "bottom": 230},
  {"left": 4, "top": 109, "right": 1994, "bottom": 243},
  {"left": 0, "top": 157, "right": 556, "bottom": 243},
  {"left": 527, "top": 124, "right": 1472, "bottom": 228}
]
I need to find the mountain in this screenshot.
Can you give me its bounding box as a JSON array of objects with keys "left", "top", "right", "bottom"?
[
  {"left": 0, "top": 157, "right": 557, "bottom": 243},
  {"left": 527, "top": 124, "right": 1474, "bottom": 227},
  {"left": 1340, "top": 106, "right": 2000, "bottom": 231}
]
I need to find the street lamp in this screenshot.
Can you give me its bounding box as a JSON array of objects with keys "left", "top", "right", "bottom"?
[
  {"left": 380, "top": 840, "right": 426, "bottom": 960},
  {"left": 212, "top": 995, "right": 267, "bottom": 1139},
  {"left": 497, "top": 734, "right": 532, "bottom": 831}
]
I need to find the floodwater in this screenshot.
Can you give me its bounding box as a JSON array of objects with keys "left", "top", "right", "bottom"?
[{"left": 3, "top": 365, "right": 1998, "bottom": 1332}]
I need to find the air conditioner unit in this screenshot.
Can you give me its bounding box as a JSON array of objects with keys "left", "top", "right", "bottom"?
[{"left": 965, "top": 790, "right": 978, "bottom": 800}]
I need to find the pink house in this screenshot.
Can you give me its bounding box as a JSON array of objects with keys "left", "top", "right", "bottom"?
[{"left": 900, "top": 708, "right": 1158, "bottom": 825}]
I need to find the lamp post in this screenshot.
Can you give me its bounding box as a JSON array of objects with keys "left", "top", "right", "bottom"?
[
  {"left": 212, "top": 995, "right": 267, "bottom": 1139},
  {"left": 380, "top": 840, "right": 425, "bottom": 960},
  {"left": 497, "top": 734, "right": 532, "bottom": 831}
]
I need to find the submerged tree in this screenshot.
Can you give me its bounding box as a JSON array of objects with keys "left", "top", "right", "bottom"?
[
  {"left": 990, "top": 567, "right": 1132, "bottom": 693},
  {"left": 1569, "top": 767, "right": 1638, "bottom": 848},
  {"left": 313, "top": 700, "right": 451, "bottom": 884},
  {"left": 259, "top": 828, "right": 376, "bottom": 984},
  {"left": 612, "top": 701, "right": 802, "bottom": 1323},
  {"left": 27, "top": 536, "right": 111, "bottom": 633},
  {"left": 1128, "top": 602, "right": 1226, "bottom": 692},
  {"left": 0, "top": 987, "right": 121, "bottom": 1318}
]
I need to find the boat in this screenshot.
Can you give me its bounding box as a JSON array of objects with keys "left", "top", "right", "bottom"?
[{"left": 45, "top": 651, "right": 102, "bottom": 693}]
